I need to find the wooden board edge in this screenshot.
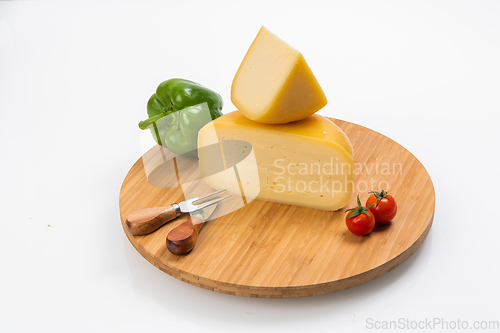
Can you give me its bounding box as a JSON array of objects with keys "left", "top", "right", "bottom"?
[{"left": 120, "top": 209, "right": 434, "bottom": 298}]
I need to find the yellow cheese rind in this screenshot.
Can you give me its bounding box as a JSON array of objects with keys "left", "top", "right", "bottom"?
[
  {"left": 231, "top": 27, "right": 328, "bottom": 124},
  {"left": 198, "top": 111, "right": 354, "bottom": 211}
]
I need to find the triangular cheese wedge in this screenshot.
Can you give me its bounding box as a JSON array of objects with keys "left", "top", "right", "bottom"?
[{"left": 231, "top": 27, "right": 327, "bottom": 124}]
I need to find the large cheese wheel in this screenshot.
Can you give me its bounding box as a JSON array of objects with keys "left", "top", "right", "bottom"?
[
  {"left": 231, "top": 27, "right": 328, "bottom": 124},
  {"left": 198, "top": 111, "right": 353, "bottom": 211}
]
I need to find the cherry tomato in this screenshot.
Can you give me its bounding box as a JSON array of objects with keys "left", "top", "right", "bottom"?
[
  {"left": 345, "top": 196, "right": 376, "bottom": 236},
  {"left": 366, "top": 190, "right": 397, "bottom": 224}
]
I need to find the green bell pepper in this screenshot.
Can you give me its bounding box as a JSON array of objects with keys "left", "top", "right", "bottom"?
[{"left": 138, "top": 78, "right": 223, "bottom": 157}]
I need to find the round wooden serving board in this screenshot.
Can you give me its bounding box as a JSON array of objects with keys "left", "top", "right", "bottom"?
[{"left": 119, "top": 118, "right": 435, "bottom": 298}]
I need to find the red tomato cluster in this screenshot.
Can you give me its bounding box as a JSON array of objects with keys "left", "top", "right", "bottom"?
[{"left": 345, "top": 190, "right": 397, "bottom": 236}]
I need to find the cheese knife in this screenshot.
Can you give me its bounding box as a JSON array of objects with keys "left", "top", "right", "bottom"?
[
  {"left": 166, "top": 202, "right": 219, "bottom": 255},
  {"left": 125, "top": 189, "right": 229, "bottom": 236}
]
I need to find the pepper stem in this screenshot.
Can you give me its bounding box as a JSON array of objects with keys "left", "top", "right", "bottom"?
[{"left": 138, "top": 110, "right": 177, "bottom": 130}]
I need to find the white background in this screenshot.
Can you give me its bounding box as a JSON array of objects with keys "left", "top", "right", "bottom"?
[{"left": 1, "top": 0, "right": 499, "bottom": 332}]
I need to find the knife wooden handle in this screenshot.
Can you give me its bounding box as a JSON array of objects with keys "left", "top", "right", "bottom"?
[
  {"left": 126, "top": 205, "right": 179, "bottom": 236},
  {"left": 166, "top": 216, "right": 204, "bottom": 255}
]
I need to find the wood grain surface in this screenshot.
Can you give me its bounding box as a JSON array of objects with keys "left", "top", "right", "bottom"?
[{"left": 119, "top": 118, "right": 435, "bottom": 298}]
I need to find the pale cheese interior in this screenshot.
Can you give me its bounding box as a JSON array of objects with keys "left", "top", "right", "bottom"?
[{"left": 231, "top": 27, "right": 327, "bottom": 124}]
